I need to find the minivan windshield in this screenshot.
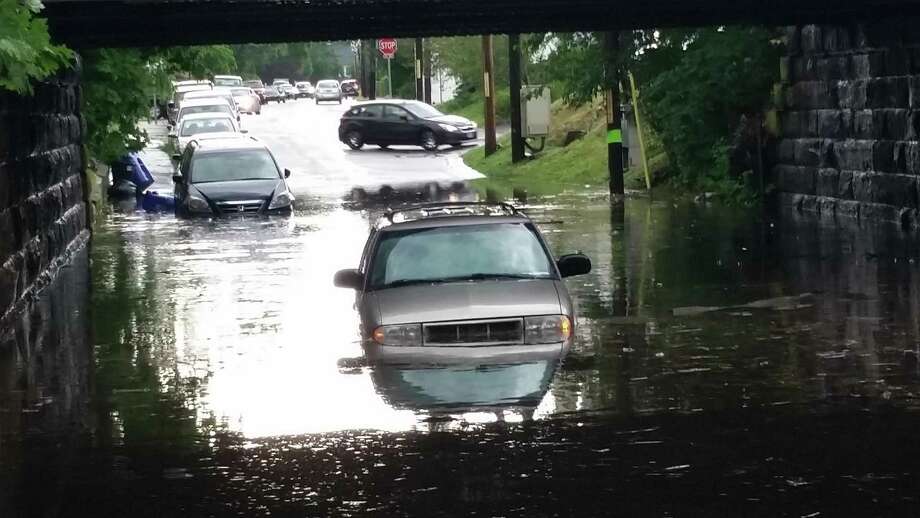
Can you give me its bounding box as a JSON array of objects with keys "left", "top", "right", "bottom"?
[
  {"left": 369, "top": 223, "right": 555, "bottom": 289},
  {"left": 191, "top": 150, "right": 280, "bottom": 183}
]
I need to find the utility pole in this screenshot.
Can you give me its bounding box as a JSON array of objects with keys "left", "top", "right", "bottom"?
[
  {"left": 509, "top": 34, "right": 525, "bottom": 163},
  {"left": 367, "top": 41, "right": 377, "bottom": 100},
  {"left": 482, "top": 35, "right": 497, "bottom": 156},
  {"left": 604, "top": 32, "right": 624, "bottom": 197},
  {"left": 415, "top": 38, "right": 425, "bottom": 101},
  {"left": 424, "top": 45, "right": 433, "bottom": 104}
]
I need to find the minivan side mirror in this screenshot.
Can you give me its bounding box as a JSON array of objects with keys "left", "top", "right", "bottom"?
[
  {"left": 284, "top": 168, "right": 291, "bottom": 179},
  {"left": 557, "top": 254, "right": 591, "bottom": 278},
  {"left": 334, "top": 269, "right": 364, "bottom": 290}
]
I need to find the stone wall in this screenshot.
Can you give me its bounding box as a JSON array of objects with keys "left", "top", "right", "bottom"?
[
  {"left": 775, "top": 23, "right": 920, "bottom": 227},
  {"left": 0, "top": 62, "right": 89, "bottom": 330}
]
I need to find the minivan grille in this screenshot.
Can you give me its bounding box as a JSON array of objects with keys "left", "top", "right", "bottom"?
[
  {"left": 217, "top": 200, "right": 264, "bottom": 214},
  {"left": 424, "top": 318, "right": 523, "bottom": 346}
]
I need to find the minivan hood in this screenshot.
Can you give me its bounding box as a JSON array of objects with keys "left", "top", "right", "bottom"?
[
  {"left": 369, "top": 279, "right": 562, "bottom": 325},
  {"left": 193, "top": 179, "right": 280, "bottom": 202},
  {"left": 427, "top": 115, "right": 474, "bottom": 127}
]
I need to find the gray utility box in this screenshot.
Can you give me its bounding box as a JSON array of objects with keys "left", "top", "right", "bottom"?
[{"left": 521, "top": 86, "right": 551, "bottom": 138}]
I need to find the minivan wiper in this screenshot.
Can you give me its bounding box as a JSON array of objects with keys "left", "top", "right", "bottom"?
[{"left": 379, "top": 273, "right": 547, "bottom": 289}]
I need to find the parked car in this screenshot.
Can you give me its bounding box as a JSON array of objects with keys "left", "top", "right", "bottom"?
[
  {"left": 173, "top": 98, "right": 235, "bottom": 126},
  {"left": 315, "top": 80, "right": 342, "bottom": 104},
  {"left": 278, "top": 84, "right": 298, "bottom": 100},
  {"left": 182, "top": 89, "right": 240, "bottom": 121},
  {"left": 169, "top": 112, "right": 241, "bottom": 151},
  {"left": 169, "top": 81, "right": 213, "bottom": 122},
  {"left": 172, "top": 136, "right": 294, "bottom": 218},
  {"left": 338, "top": 100, "right": 478, "bottom": 151},
  {"left": 244, "top": 80, "right": 267, "bottom": 103},
  {"left": 262, "top": 86, "right": 285, "bottom": 103},
  {"left": 340, "top": 79, "right": 359, "bottom": 98},
  {"left": 295, "top": 81, "right": 315, "bottom": 99},
  {"left": 231, "top": 87, "right": 262, "bottom": 115},
  {"left": 333, "top": 202, "right": 591, "bottom": 362},
  {"left": 213, "top": 75, "right": 244, "bottom": 87}
]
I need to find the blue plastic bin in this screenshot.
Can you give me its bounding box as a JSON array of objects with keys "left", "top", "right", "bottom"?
[{"left": 142, "top": 190, "right": 175, "bottom": 212}]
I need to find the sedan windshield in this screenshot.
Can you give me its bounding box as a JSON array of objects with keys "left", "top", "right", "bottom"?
[
  {"left": 403, "top": 102, "right": 443, "bottom": 119},
  {"left": 369, "top": 223, "right": 554, "bottom": 289},
  {"left": 190, "top": 150, "right": 280, "bottom": 183},
  {"left": 179, "top": 117, "right": 235, "bottom": 136}
]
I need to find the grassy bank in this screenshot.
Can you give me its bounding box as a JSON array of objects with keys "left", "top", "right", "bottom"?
[
  {"left": 437, "top": 88, "right": 510, "bottom": 127},
  {"left": 463, "top": 99, "right": 669, "bottom": 198}
]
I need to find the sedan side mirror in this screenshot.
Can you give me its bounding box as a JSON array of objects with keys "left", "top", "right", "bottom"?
[
  {"left": 284, "top": 168, "right": 291, "bottom": 179},
  {"left": 172, "top": 174, "right": 183, "bottom": 183},
  {"left": 400, "top": 115, "right": 410, "bottom": 122},
  {"left": 557, "top": 254, "right": 591, "bottom": 278},
  {"left": 334, "top": 269, "right": 364, "bottom": 290}
]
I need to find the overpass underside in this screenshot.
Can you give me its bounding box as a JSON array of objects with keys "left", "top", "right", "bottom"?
[{"left": 43, "top": 0, "right": 920, "bottom": 48}]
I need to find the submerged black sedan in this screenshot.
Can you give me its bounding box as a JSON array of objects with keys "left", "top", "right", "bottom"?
[
  {"left": 172, "top": 135, "right": 294, "bottom": 217},
  {"left": 338, "top": 100, "right": 478, "bottom": 152}
]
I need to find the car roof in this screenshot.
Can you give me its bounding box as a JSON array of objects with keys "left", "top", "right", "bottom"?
[
  {"left": 180, "top": 112, "right": 235, "bottom": 122},
  {"left": 192, "top": 137, "right": 268, "bottom": 153},
  {"left": 185, "top": 89, "right": 231, "bottom": 98},
  {"left": 214, "top": 75, "right": 242, "bottom": 79},
  {"left": 375, "top": 203, "right": 529, "bottom": 231},
  {"left": 180, "top": 98, "right": 232, "bottom": 107},
  {"left": 352, "top": 99, "right": 424, "bottom": 108}
]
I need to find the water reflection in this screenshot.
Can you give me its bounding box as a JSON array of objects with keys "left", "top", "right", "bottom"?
[{"left": 7, "top": 185, "right": 920, "bottom": 515}]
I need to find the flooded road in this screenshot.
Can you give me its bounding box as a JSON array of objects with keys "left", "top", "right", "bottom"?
[{"left": 5, "top": 101, "right": 920, "bottom": 516}]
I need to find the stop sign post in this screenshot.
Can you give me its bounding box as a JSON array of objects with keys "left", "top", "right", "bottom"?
[{"left": 378, "top": 38, "right": 397, "bottom": 97}]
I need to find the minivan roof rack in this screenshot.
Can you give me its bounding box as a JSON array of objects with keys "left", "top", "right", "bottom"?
[{"left": 381, "top": 201, "right": 521, "bottom": 225}]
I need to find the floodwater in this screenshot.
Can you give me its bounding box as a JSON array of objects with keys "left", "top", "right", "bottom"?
[
  {"left": 5, "top": 190, "right": 920, "bottom": 516},
  {"left": 4, "top": 102, "right": 920, "bottom": 516}
]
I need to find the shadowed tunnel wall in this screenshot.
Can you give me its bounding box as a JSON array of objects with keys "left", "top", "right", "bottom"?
[{"left": 775, "top": 22, "right": 920, "bottom": 227}]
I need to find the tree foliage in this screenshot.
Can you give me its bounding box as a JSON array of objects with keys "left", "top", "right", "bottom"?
[
  {"left": 0, "top": 0, "right": 72, "bottom": 94},
  {"left": 232, "top": 42, "right": 348, "bottom": 82},
  {"left": 639, "top": 27, "right": 781, "bottom": 185},
  {"left": 81, "top": 45, "right": 238, "bottom": 162}
]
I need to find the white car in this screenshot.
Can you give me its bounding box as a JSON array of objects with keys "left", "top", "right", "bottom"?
[
  {"left": 295, "top": 81, "right": 315, "bottom": 99},
  {"left": 315, "top": 80, "right": 342, "bottom": 104},
  {"left": 182, "top": 89, "right": 240, "bottom": 121},
  {"left": 213, "top": 74, "right": 244, "bottom": 87},
  {"left": 174, "top": 98, "right": 236, "bottom": 126},
  {"left": 170, "top": 113, "right": 242, "bottom": 151},
  {"left": 231, "top": 88, "right": 262, "bottom": 115}
]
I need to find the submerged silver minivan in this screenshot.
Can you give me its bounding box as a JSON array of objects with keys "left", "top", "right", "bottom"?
[{"left": 334, "top": 203, "right": 591, "bottom": 362}]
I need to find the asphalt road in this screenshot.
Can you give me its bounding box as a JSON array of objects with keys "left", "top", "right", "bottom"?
[{"left": 237, "top": 97, "right": 484, "bottom": 198}]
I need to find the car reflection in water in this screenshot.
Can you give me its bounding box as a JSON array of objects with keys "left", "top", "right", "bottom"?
[{"left": 356, "top": 352, "right": 564, "bottom": 425}]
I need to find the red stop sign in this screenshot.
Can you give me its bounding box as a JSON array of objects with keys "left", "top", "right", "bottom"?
[{"left": 377, "top": 38, "right": 398, "bottom": 59}]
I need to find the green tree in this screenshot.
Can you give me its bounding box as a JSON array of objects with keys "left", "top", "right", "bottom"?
[
  {"left": 0, "top": 0, "right": 72, "bottom": 94},
  {"left": 81, "top": 45, "right": 238, "bottom": 162}
]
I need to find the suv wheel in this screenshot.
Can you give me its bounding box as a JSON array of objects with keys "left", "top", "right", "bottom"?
[
  {"left": 346, "top": 130, "right": 364, "bottom": 150},
  {"left": 420, "top": 130, "right": 438, "bottom": 152}
]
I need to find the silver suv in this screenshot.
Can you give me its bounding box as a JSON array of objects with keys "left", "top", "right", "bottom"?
[{"left": 334, "top": 203, "right": 591, "bottom": 362}]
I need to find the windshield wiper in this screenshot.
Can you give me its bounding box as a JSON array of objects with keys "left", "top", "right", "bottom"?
[{"left": 379, "top": 273, "right": 547, "bottom": 289}]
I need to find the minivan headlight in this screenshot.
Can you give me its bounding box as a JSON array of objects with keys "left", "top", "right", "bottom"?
[
  {"left": 268, "top": 190, "right": 294, "bottom": 210},
  {"left": 524, "top": 315, "right": 572, "bottom": 344},
  {"left": 187, "top": 194, "right": 210, "bottom": 212},
  {"left": 372, "top": 324, "right": 422, "bottom": 346}
]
